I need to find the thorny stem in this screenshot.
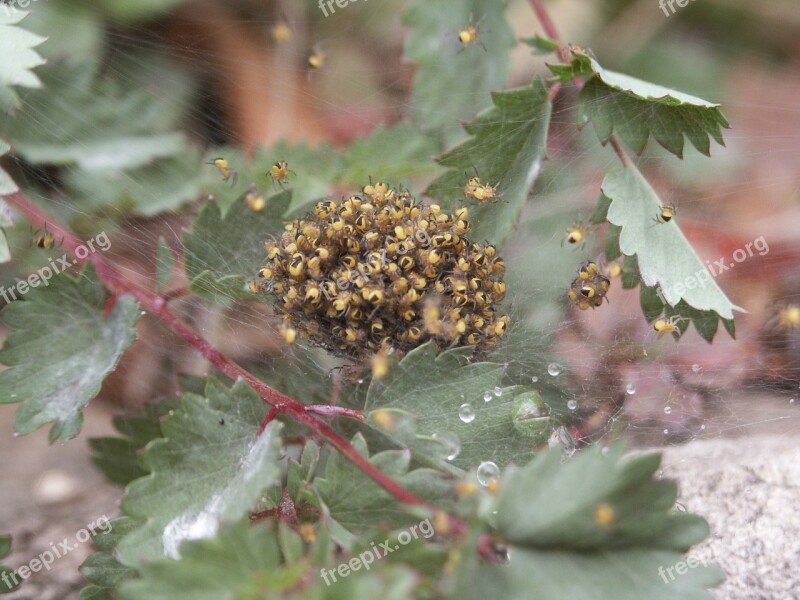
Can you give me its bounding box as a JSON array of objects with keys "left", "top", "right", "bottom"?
[
  {"left": 4, "top": 191, "right": 437, "bottom": 512},
  {"left": 531, "top": 0, "right": 631, "bottom": 168}
]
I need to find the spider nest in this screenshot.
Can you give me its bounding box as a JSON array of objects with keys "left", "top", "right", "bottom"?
[{"left": 251, "top": 182, "right": 509, "bottom": 361}]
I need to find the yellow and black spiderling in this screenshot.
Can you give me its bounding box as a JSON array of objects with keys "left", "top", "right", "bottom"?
[
  {"left": 32, "top": 225, "right": 58, "bottom": 250},
  {"left": 567, "top": 260, "right": 610, "bottom": 310},
  {"left": 253, "top": 183, "right": 510, "bottom": 360}
]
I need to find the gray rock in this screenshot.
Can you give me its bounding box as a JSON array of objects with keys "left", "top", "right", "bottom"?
[{"left": 661, "top": 436, "right": 800, "bottom": 600}]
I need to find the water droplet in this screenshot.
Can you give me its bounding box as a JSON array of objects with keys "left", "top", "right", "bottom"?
[
  {"left": 664, "top": 406, "right": 672, "bottom": 415},
  {"left": 675, "top": 502, "right": 686, "bottom": 512},
  {"left": 140, "top": 310, "right": 147, "bottom": 316},
  {"left": 433, "top": 432, "right": 461, "bottom": 461},
  {"left": 515, "top": 397, "right": 544, "bottom": 419},
  {"left": 459, "top": 403, "right": 475, "bottom": 423},
  {"left": 476, "top": 461, "right": 500, "bottom": 487},
  {"left": 567, "top": 399, "right": 578, "bottom": 411},
  {"left": 547, "top": 363, "right": 561, "bottom": 376},
  {"left": 357, "top": 379, "right": 364, "bottom": 385},
  {"left": 691, "top": 364, "right": 702, "bottom": 373},
  {"left": 494, "top": 386, "right": 502, "bottom": 397},
  {"left": 700, "top": 424, "right": 706, "bottom": 430},
  {"left": 790, "top": 398, "right": 796, "bottom": 405},
  {"left": 483, "top": 390, "right": 492, "bottom": 402},
  {"left": 626, "top": 384, "right": 636, "bottom": 395},
  {"left": 531, "top": 376, "right": 539, "bottom": 383},
  {"left": 663, "top": 428, "right": 669, "bottom": 435}
]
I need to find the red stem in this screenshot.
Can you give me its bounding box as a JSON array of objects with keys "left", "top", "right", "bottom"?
[
  {"left": 531, "top": 0, "right": 629, "bottom": 167},
  {"left": 529, "top": 0, "right": 570, "bottom": 63},
  {"left": 4, "top": 191, "right": 429, "bottom": 510}
]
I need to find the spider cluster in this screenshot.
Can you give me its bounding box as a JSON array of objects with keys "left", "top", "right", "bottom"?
[
  {"left": 567, "top": 260, "right": 610, "bottom": 310},
  {"left": 251, "top": 182, "right": 509, "bottom": 360}
]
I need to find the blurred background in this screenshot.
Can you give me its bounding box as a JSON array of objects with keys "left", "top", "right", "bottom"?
[{"left": 1, "top": 0, "right": 799, "bottom": 596}]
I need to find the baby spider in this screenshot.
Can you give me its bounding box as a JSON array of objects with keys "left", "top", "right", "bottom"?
[
  {"left": 458, "top": 15, "right": 487, "bottom": 53},
  {"left": 652, "top": 315, "right": 687, "bottom": 337},
  {"left": 31, "top": 224, "right": 61, "bottom": 250},
  {"left": 245, "top": 185, "right": 266, "bottom": 212},
  {"left": 464, "top": 171, "right": 502, "bottom": 204},
  {"left": 206, "top": 157, "right": 238, "bottom": 187},
  {"left": 269, "top": 161, "right": 296, "bottom": 189},
  {"left": 653, "top": 205, "right": 677, "bottom": 225},
  {"left": 308, "top": 45, "right": 326, "bottom": 70},
  {"left": 778, "top": 304, "right": 800, "bottom": 329},
  {"left": 603, "top": 262, "right": 623, "bottom": 279},
  {"left": 271, "top": 18, "right": 292, "bottom": 44},
  {"left": 562, "top": 222, "right": 589, "bottom": 250}
]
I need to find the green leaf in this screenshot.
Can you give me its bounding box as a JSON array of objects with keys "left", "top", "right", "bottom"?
[
  {"left": 0, "top": 568, "right": 18, "bottom": 594},
  {"left": 286, "top": 442, "right": 320, "bottom": 503},
  {"left": 183, "top": 191, "right": 291, "bottom": 303},
  {"left": 339, "top": 124, "right": 440, "bottom": 184},
  {"left": 80, "top": 517, "right": 139, "bottom": 593},
  {"left": 63, "top": 151, "right": 207, "bottom": 215},
  {"left": 457, "top": 546, "right": 722, "bottom": 600},
  {"left": 0, "top": 264, "right": 140, "bottom": 442},
  {"left": 520, "top": 35, "right": 560, "bottom": 55},
  {"left": 118, "top": 521, "right": 304, "bottom": 600},
  {"left": 640, "top": 285, "right": 666, "bottom": 322},
  {"left": 89, "top": 437, "right": 149, "bottom": 486},
  {"left": 155, "top": 237, "right": 173, "bottom": 292},
  {"left": 601, "top": 165, "right": 743, "bottom": 324},
  {"left": 89, "top": 399, "right": 179, "bottom": 486},
  {"left": 119, "top": 519, "right": 419, "bottom": 600},
  {"left": 455, "top": 445, "right": 722, "bottom": 599},
  {"left": 0, "top": 534, "right": 17, "bottom": 594},
  {"left": 549, "top": 50, "right": 729, "bottom": 158},
  {"left": 22, "top": 2, "right": 103, "bottom": 65},
  {"left": 0, "top": 61, "right": 186, "bottom": 172},
  {"left": 0, "top": 229, "right": 10, "bottom": 265},
  {"left": 0, "top": 9, "right": 46, "bottom": 114},
  {"left": 363, "top": 343, "right": 557, "bottom": 471},
  {"left": 314, "top": 433, "right": 450, "bottom": 537},
  {"left": 78, "top": 587, "right": 112, "bottom": 600},
  {"left": 495, "top": 445, "right": 708, "bottom": 550},
  {"left": 0, "top": 140, "right": 18, "bottom": 195},
  {"left": 425, "top": 78, "right": 552, "bottom": 245},
  {"left": 589, "top": 193, "right": 612, "bottom": 225},
  {"left": 404, "top": 0, "right": 515, "bottom": 147},
  {"left": 117, "top": 378, "right": 282, "bottom": 566}
]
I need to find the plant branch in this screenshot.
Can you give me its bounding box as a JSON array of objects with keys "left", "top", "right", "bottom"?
[
  {"left": 3, "top": 191, "right": 434, "bottom": 511},
  {"left": 529, "top": 0, "right": 569, "bottom": 63},
  {"left": 530, "top": 0, "right": 632, "bottom": 168}
]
